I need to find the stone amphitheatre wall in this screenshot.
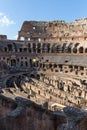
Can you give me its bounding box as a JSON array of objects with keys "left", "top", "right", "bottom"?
[
  {"left": 18, "top": 18, "right": 87, "bottom": 42},
  {"left": 0, "top": 19, "right": 87, "bottom": 108},
  {"left": 0, "top": 94, "right": 87, "bottom": 130},
  {"left": 0, "top": 18, "right": 87, "bottom": 130},
  {"left": 0, "top": 95, "right": 66, "bottom": 130}
]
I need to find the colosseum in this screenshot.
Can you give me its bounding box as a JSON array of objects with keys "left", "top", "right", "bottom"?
[{"left": 0, "top": 18, "right": 87, "bottom": 130}]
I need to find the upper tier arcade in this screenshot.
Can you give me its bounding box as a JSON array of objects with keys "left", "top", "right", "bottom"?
[{"left": 18, "top": 18, "right": 87, "bottom": 43}]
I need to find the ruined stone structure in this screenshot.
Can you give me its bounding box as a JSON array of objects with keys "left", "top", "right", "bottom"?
[
  {"left": 18, "top": 18, "right": 87, "bottom": 42},
  {"left": 0, "top": 94, "right": 87, "bottom": 130},
  {"left": 0, "top": 18, "right": 87, "bottom": 129}
]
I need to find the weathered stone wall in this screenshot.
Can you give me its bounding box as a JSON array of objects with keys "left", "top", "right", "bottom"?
[
  {"left": 0, "top": 95, "right": 66, "bottom": 130},
  {"left": 0, "top": 35, "right": 7, "bottom": 40},
  {"left": 18, "top": 18, "right": 87, "bottom": 42},
  {"left": 0, "top": 95, "right": 87, "bottom": 130}
]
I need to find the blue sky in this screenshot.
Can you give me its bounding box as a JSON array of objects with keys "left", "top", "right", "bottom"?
[{"left": 0, "top": 0, "right": 87, "bottom": 39}]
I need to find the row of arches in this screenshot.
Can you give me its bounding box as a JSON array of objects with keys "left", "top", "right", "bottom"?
[
  {"left": 1, "top": 42, "right": 87, "bottom": 54},
  {"left": 26, "top": 42, "right": 87, "bottom": 54},
  {"left": 3, "top": 58, "right": 38, "bottom": 68}
]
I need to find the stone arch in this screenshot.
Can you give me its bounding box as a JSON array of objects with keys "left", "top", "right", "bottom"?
[
  {"left": 23, "top": 48, "right": 27, "bottom": 52},
  {"left": 8, "top": 44, "right": 12, "bottom": 52},
  {"left": 42, "top": 43, "right": 46, "bottom": 53},
  {"left": 74, "top": 42, "right": 80, "bottom": 47},
  {"left": 62, "top": 43, "right": 67, "bottom": 53},
  {"left": 28, "top": 37, "right": 30, "bottom": 41},
  {"left": 13, "top": 42, "right": 17, "bottom": 52},
  {"left": 29, "top": 59, "right": 32, "bottom": 67},
  {"left": 47, "top": 43, "right": 50, "bottom": 53},
  {"left": 32, "top": 43, "right": 36, "bottom": 53},
  {"left": 11, "top": 59, "right": 16, "bottom": 66},
  {"left": 4, "top": 47, "right": 7, "bottom": 52},
  {"left": 73, "top": 43, "right": 80, "bottom": 53},
  {"left": 67, "top": 43, "right": 73, "bottom": 53},
  {"left": 85, "top": 48, "right": 87, "bottom": 53},
  {"left": 79, "top": 46, "right": 84, "bottom": 53},
  {"left": 19, "top": 48, "right": 22, "bottom": 52},
  {"left": 53, "top": 64, "right": 57, "bottom": 68},
  {"left": 55, "top": 44, "right": 61, "bottom": 53},
  {"left": 73, "top": 47, "right": 77, "bottom": 53},
  {"left": 6, "top": 76, "right": 17, "bottom": 87},
  {"left": 28, "top": 43, "right": 31, "bottom": 53},
  {"left": 51, "top": 43, "right": 56, "bottom": 53},
  {"left": 37, "top": 43, "right": 41, "bottom": 53},
  {"left": 38, "top": 38, "right": 41, "bottom": 42},
  {"left": 20, "top": 36, "right": 25, "bottom": 41},
  {"left": 49, "top": 63, "right": 52, "bottom": 68}
]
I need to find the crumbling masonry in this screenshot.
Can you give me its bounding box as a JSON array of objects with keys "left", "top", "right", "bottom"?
[{"left": 0, "top": 18, "right": 87, "bottom": 130}]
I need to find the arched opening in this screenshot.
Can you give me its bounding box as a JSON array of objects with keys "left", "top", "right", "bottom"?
[
  {"left": 67, "top": 47, "right": 71, "bottom": 53},
  {"left": 37, "top": 43, "right": 41, "bottom": 53},
  {"left": 42, "top": 43, "right": 46, "bottom": 53},
  {"left": 74, "top": 43, "right": 80, "bottom": 47},
  {"left": 28, "top": 43, "right": 31, "bottom": 53},
  {"left": 49, "top": 64, "right": 52, "bottom": 68},
  {"left": 28, "top": 37, "right": 30, "bottom": 41},
  {"left": 79, "top": 47, "right": 84, "bottom": 53},
  {"left": 51, "top": 44, "right": 56, "bottom": 53},
  {"left": 32, "top": 43, "right": 36, "bottom": 53},
  {"left": 80, "top": 66, "right": 84, "bottom": 71},
  {"left": 20, "top": 36, "right": 24, "bottom": 41},
  {"left": 38, "top": 38, "right": 41, "bottom": 42},
  {"left": 73, "top": 48, "right": 77, "bottom": 53},
  {"left": 19, "top": 48, "right": 22, "bottom": 52},
  {"left": 53, "top": 64, "right": 57, "bottom": 68},
  {"left": 38, "top": 90, "right": 40, "bottom": 95},
  {"left": 11, "top": 59, "right": 16, "bottom": 66},
  {"left": 30, "top": 59, "right": 32, "bottom": 67},
  {"left": 13, "top": 42, "right": 17, "bottom": 52},
  {"left": 85, "top": 48, "right": 87, "bottom": 53},
  {"left": 7, "top": 58, "right": 9, "bottom": 64},
  {"left": 67, "top": 43, "right": 73, "bottom": 53},
  {"left": 47, "top": 43, "right": 50, "bottom": 53},
  {"left": 8, "top": 44, "right": 12, "bottom": 52},
  {"left": 56, "top": 45, "right": 61, "bottom": 53},
  {"left": 25, "top": 61, "right": 28, "bottom": 67},
  {"left": 24, "top": 48, "right": 27, "bottom": 52},
  {"left": 4, "top": 47, "right": 7, "bottom": 52},
  {"left": 59, "top": 65, "right": 63, "bottom": 71},
  {"left": 68, "top": 85, "right": 70, "bottom": 92},
  {"left": 62, "top": 43, "right": 67, "bottom": 53}
]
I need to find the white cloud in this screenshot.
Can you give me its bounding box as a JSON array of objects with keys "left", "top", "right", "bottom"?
[
  {"left": 0, "top": 12, "right": 15, "bottom": 27},
  {"left": 0, "top": 12, "right": 4, "bottom": 16}
]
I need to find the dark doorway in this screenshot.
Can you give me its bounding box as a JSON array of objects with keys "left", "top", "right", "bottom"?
[{"left": 11, "top": 59, "right": 16, "bottom": 66}]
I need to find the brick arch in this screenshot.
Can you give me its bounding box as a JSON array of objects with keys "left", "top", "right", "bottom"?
[
  {"left": 72, "top": 42, "right": 80, "bottom": 53},
  {"left": 32, "top": 43, "right": 36, "bottom": 53},
  {"left": 20, "top": 36, "right": 25, "bottom": 41},
  {"left": 37, "top": 43, "right": 41, "bottom": 53},
  {"left": 67, "top": 43, "right": 73, "bottom": 53},
  {"left": 78, "top": 46, "right": 84, "bottom": 53},
  {"left": 85, "top": 48, "right": 87, "bottom": 53},
  {"left": 55, "top": 44, "right": 61, "bottom": 53},
  {"left": 73, "top": 47, "right": 77, "bottom": 53},
  {"left": 62, "top": 43, "right": 67, "bottom": 53}
]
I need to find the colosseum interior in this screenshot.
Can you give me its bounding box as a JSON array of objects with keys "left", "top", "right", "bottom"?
[{"left": 0, "top": 18, "right": 87, "bottom": 130}]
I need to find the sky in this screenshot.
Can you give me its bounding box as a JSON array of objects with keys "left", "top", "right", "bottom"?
[{"left": 0, "top": 0, "right": 87, "bottom": 39}]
